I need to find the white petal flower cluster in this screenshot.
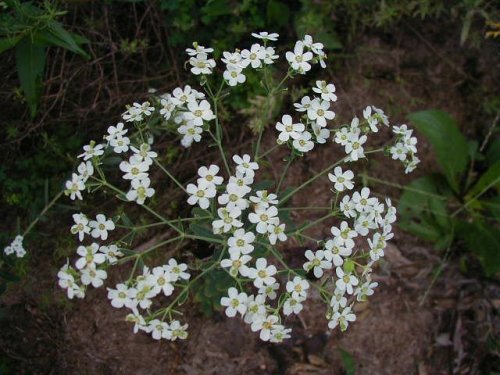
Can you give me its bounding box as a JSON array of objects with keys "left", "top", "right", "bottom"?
[
  {"left": 221, "top": 32, "right": 279, "bottom": 87},
  {"left": 286, "top": 34, "right": 326, "bottom": 74},
  {"left": 277, "top": 80, "right": 337, "bottom": 153},
  {"left": 108, "top": 261, "right": 190, "bottom": 341},
  {"left": 3, "top": 235, "right": 26, "bottom": 258},
  {"left": 122, "top": 101, "right": 155, "bottom": 123},
  {"left": 158, "top": 85, "right": 214, "bottom": 148},
  {"left": 390, "top": 124, "right": 420, "bottom": 173},
  {"left": 300, "top": 172, "right": 398, "bottom": 331},
  {"left": 187, "top": 42, "right": 216, "bottom": 75}
]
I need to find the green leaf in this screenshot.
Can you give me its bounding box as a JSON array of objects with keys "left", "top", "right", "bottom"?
[
  {"left": 267, "top": 0, "right": 290, "bottom": 28},
  {"left": 189, "top": 223, "right": 222, "bottom": 243},
  {"left": 466, "top": 161, "right": 500, "bottom": 200},
  {"left": 253, "top": 180, "right": 274, "bottom": 191},
  {"left": 0, "top": 35, "right": 22, "bottom": 54},
  {"left": 408, "top": 110, "right": 469, "bottom": 193},
  {"left": 15, "top": 38, "right": 46, "bottom": 118},
  {"left": 191, "top": 207, "right": 211, "bottom": 218},
  {"left": 456, "top": 222, "right": 500, "bottom": 277},
  {"left": 34, "top": 21, "right": 89, "bottom": 58},
  {"left": 486, "top": 139, "right": 500, "bottom": 165},
  {"left": 339, "top": 348, "right": 356, "bottom": 375},
  {"left": 0, "top": 270, "right": 20, "bottom": 282}
]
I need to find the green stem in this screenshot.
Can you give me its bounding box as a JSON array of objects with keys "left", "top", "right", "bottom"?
[
  {"left": 276, "top": 154, "right": 294, "bottom": 193},
  {"left": 23, "top": 190, "right": 64, "bottom": 236},
  {"left": 153, "top": 158, "right": 187, "bottom": 193}
]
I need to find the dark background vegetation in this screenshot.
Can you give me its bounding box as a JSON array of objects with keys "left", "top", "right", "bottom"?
[{"left": 0, "top": 0, "right": 499, "bottom": 374}]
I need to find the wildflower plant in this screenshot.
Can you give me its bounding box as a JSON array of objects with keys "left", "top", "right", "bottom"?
[{"left": 53, "top": 32, "right": 419, "bottom": 343}]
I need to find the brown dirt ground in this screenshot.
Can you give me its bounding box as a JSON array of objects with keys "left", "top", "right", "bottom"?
[{"left": 1, "top": 19, "right": 499, "bottom": 375}]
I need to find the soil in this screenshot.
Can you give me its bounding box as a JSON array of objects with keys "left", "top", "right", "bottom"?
[{"left": 1, "top": 15, "right": 499, "bottom": 375}]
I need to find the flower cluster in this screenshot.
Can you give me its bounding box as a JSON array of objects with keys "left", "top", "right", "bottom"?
[
  {"left": 3, "top": 235, "right": 26, "bottom": 258},
  {"left": 390, "top": 124, "right": 420, "bottom": 173},
  {"left": 276, "top": 80, "right": 337, "bottom": 153},
  {"left": 54, "top": 31, "right": 419, "bottom": 345},
  {"left": 109, "top": 261, "right": 190, "bottom": 341},
  {"left": 158, "top": 85, "right": 214, "bottom": 147},
  {"left": 220, "top": 31, "right": 279, "bottom": 87}
]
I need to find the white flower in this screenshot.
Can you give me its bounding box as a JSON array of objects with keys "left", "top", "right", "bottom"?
[
  {"left": 220, "top": 287, "right": 248, "bottom": 317},
  {"left": 251, "top": 31, "right": 279, "bottom": 41},
  {"left": 185, "top": 100, "right": 214, "bottom": 126},
  {"left": 70, "top": 213, "right": 90, "bottom": 241},
  {"left": 58, "top": 264, "right": 85, "bottom": 299},
  {"left": 248, "top": 205, "right": 279, "bottom": 234},
  {"left": 355, "top": 281, "right": 378, "bottom": 302},
  {"left": 107, "top": 283, "right": 134, "bottom": 308},
  {"left": 232, "top": 154, "right": 259, "bottom": 177},
  {"left": 286, "top": 41, "right": 313, "bottom": 73},
  {"left": 329, "top": 306, "right": 356, "bottom": 331},
  {"left": 221, "top": 51, "right": 244, "bottom": 69},
  {"left": 286, "top": 276, "right": 309, "bottom": 299},
  {"left": 263, "top": 46, "right": 279, "bottom": 64},
  {"left": 77, "top": 161, "right": 94, "bottom": 182},
  {"left": 171, "top": 85, "right": 197, "bottom": 106},
  {"left": 292, "top": 131, "right": 314, "bottom": 153},
  {"left": 275, "top": 115, "right": 305, "bottom": 142},
  {"left": 197, "top": 164, "right": 223, "bottom": 187},
  {"left": 65, "top": 173, "right": 85, "bottom": 200},
  {"left": 267, "top": 223, "right": 287, "bottom": 245},
  {"left": 119, "top": 159, "right": 149, "bottom": 181},
  {"left": 165, "top": 258, "right": 190, "bottom": 282},
  {"left": 244, "top": 294, "right": 266, "bottom": 324},
  {"left": 311, "top": 122, "right": 330, "bottom": 144},
  {"left": 105, "top": 122, "right": 128, "bottom": 142},
  {"left": 75, "top": 243, "right": 106, "bottom": 270},
  {"left": 126, "top": 310, "right": 147, "bottom": 334},
  {"left": 405, "top": 156, "right": 420, "bottom": 174},
  {"left": 363, "top": 105, "right": 389, "bottom": 132},
  {"left": 212, "top": 207, "right": 243, "bottom": 233},
  {"left": 340, "top": 195, "right": 356, "bottom": 218},
  {"left": 251, "top": 314, "right": 279, "bottom": 341},
  {"left": 189, "top": 53, "right": 216, "bottom": 75},
  {"left": 324, "top": 238, "right": 352, "bottom": 267},
  {"left": 223, "top": 66, "right": 246, "bottom": 86},
  {"left": 307, "top": 100, "right": 335, "bottom": 127},
  {"left": 303, "top": 249, "right": 332, "bottom": 278},
  {"left": 89, "top": 214, "right": 115, "bottom": 240},
  {"left": 146, "top": 319, "right": 170, "bottom": 340},
  {"left": 352, "top": 187, "right": 377, "bottom": 213},
  {"left": 100, "top": 244, "right": 123, "bottom": 264},
  {"left": 130, "top": 143, "right": 158, "bottom": 165},
  {"left": 122, "top": 102, "right": 154, "bottom": 122},
  {"left": 110, "top": 135, "right": 130, "bottom": 154},
  {"left": 334, "top": 126, "right": 352, "bottom": 146},
  {"left": 335, "top": 267, "right": 359, "bottom": 295},
  {"left": 312, "top": 81, "right": 337, "bottom": 102},
  {"left": 345, "top": 131, "right": 367, "bottom": 161},
  {"left": 249, "top": 190, "right": 278, "bottom": 209},
  {"left": 178, "top": 121, "right": 203, "bottom": 147},
  {"left": 218, "top": 183, "right": 249, "bottom": 210},
  {"left": 330, "top": 221, "right": 357, "bottom": 249},
  {"left": 160, "top": 96, "right": 175, "bottom": 120},
  {"left": 241, "top": 43, "right": 266, "bottom": 68},
  {"left": 354, "top": 213, "right": 377, "bottom": 236},
  {"left": 186, "top": 181, "right": 216, "bottom": 209},
  {"left": 80, "top": 266, "right": 107, "bottom": 288},
  {"left": 270, "top": 325, "right": 292, "bottom": 343},
  {"left": 186, "top": 42, "right": 214, "bottom": 56},
  {"left": 151, "top": 266, "right": 175, "bottom": 296},
  {"left": 390, "top": 142, "right": 408, "bottom": 161},
  {"left": 227, "top": 229, "right": 255, "bottom": 254},
  {"left": 283, "top": 296, "right": 305, "bottom": 316},
  {"left": 126, "top": 177, "right": 155, "bottom": 205},
  {"left": 167, "top": 320, "right": 188, "bottom": 341},
  {"left": 294, "top": 95, "right": 312, "bottom": 112},
  {"left": 248, "top": 258, "right": 277, "bottom": 288},
  {"left": 330, "top": 289, "right": 347, "bottom": 311},
  {"left": 258, "top": 282, "right": 279, "bottom": 300},
  {"left": 78, "top": 141, "right": 104, "bottom": 160},
  {"left": 220, "top": 248, "right": 252, "bottom": 277},
  {"left": 328, "top": 167, "right": 354, "bottom": 192},
  {"left": 302, "top": 34, "right": 324, "bottom": 56}
]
